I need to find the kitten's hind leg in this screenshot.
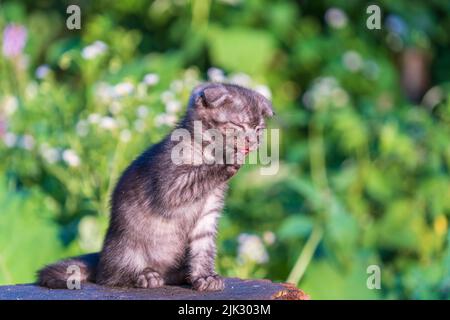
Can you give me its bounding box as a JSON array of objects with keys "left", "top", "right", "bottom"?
[{"left": 135, "top": 268, "right": 165, "bottom": 288}]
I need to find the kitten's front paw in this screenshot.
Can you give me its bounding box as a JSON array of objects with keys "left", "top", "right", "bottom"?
[
  {"left": 191, "top": 274, "right": 225, "bottom": 291},
  {"left": 135, "top": 269, "right": 165, "bottom": 288}
]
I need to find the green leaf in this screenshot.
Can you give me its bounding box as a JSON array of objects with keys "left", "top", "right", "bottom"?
[
  {"left": 208, "top": 26, "right": 276, "bottom": 75},
  {"left": 301, "top": 259, "right": 381, "bottom": 300},
  {"left": 0, "top": 181, "right": 64, "bottom": 285},
  {"left": 278, "top": 215, "right": 314, "bottom": 240}
]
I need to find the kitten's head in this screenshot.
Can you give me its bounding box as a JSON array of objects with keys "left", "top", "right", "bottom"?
[{"left": 187, "top": 83, "right": 274, "bottom": 156}]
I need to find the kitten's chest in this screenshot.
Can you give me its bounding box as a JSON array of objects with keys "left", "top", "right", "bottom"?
[{"left": 177, "top": 184, "right": 227, "bottom": 231}]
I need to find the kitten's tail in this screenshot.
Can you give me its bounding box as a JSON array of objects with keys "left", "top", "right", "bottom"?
[{"left": 36, "top": 253, "right": 99, "bottom": 289}]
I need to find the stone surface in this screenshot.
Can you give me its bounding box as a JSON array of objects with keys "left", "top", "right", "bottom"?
[{"left": 0, "top": 278, "right": 309, "bottom": 300}]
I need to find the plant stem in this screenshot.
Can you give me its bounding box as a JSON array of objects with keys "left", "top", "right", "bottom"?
[
  {"left": 309, "top": 114, "right": 329, "bottom": 192},
  {"left": 286, "top": 112, "right": 328, "bottom": 286},
  {"left": 287, "top": 225, "right": 323, "bottom": 286}
]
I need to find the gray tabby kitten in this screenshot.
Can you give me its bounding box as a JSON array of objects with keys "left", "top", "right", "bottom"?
[{"left": 37, "top": 83, "right": 273, "bottom": 291}]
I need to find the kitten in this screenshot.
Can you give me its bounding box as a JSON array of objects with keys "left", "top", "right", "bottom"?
[{"left": 37, "top": 83, "right": 274, "bottom": 291}]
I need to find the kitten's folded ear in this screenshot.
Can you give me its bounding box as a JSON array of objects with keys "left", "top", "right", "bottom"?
[
  {"left": 195, "top": 84, "right": 233, "bottom": 108},
  {"left": 258, "top": 95, "right": 275, "bottom": 118}
]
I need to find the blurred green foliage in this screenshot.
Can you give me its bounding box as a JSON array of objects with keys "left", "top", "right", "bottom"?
[{"left": 1, "top": 0, "right": 450, "bottom": 299}]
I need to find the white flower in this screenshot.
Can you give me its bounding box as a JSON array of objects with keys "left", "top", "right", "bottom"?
[
  {"left": 342, "top": 51, "right": 363, "bottom": 72},
  {"left": 35, "top": 64, "right": 51, "bottom": 79},
  {"left": 2, "top": 132, "right": 17, "bottom": 147},
  {"left": 136, "top": 83, "right": 147, "bottom": 99},
  {"left": 331, "top": 88, "right": 349, "bottom": 107},
  {"left": 120, "top": 129, "right": 132, "bottom": 142},
  {"left": 170, "top": 80, "right": 184, "bottom": 93},
  {"left": 95, "top": 82, "right": 115, "bottom": 102},
  {"left": 20, "top": 134, "right": 35, "bottom": 150},
  {"left": 165, "top": 100, "right": 181, "bottom": 114},
  {"left": 113, "top": 82, "right": 134, "bottom": 97},
  {"left": 1, "top": 95, "right": 18, "bottom": 115},
  {"left": 303, "top": 76, "right": 349, "bottom": 109},
  {"left": 99, "top": 116, "right": 117, "bottom": 130},
  {"left": 154, "top": 113, "right": 177, "bottom": 127},
  {"left": 25, "top": 82, "right": 38, "bottom": 100},
  {"left": 229, "top": 73, "right": 252, "bottom": 86},
  {"left": 161, "top": 90, "right": 175, "bottom": 104},
  {"left": 237, "top": 233, "right": 269, "bottom": 264},
  {"left": 315, "top": 77, "right": 337, "bottom": 96},
  {"left": 263, "top": 231, "right": 276, "bottom": 245},
  {"left": 207, "top": 67, "right": 225, "bottom": 82},
  {"left": 109, "top": 101, "right": 123, "bottom": 115},
  {"left": 325, "top": 8, "right": 348, "bottom": 29},
  {"left": 88, "top": 113, "right": 101, "bottom": 124},
  {"left": 143, "top": 73, "right": 160, "bottom": 86},
  {"left": 62, "top": 149, "right": 81, "bottom": 167},
  {"left": 40, "top": 144, "right": 60, "bottom": 164},
  {"left": 183, "top": 67, "right": 199, "bottom": 84},
  {"left": 134, "top": 119, "right": 146, "bottom": 132},
  {"left": 136, "top": 105, "right": 149, "bottom": 118},
  {"left": 76, "top": 120, "right": 89, "bottom": 137},
  {"left": 254, "top": 85, "right": 272, "bottom": 100},
  {"left": 81, "top": 41, "right": 108, "bottom": 60}
]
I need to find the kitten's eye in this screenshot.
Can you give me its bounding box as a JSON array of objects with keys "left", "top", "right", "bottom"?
[
  {"left": 228, "top": 121, "right": 246, "bottom": 131},
  {"left": 256, "top": 126, "right": 265, "bottom": 133}
]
